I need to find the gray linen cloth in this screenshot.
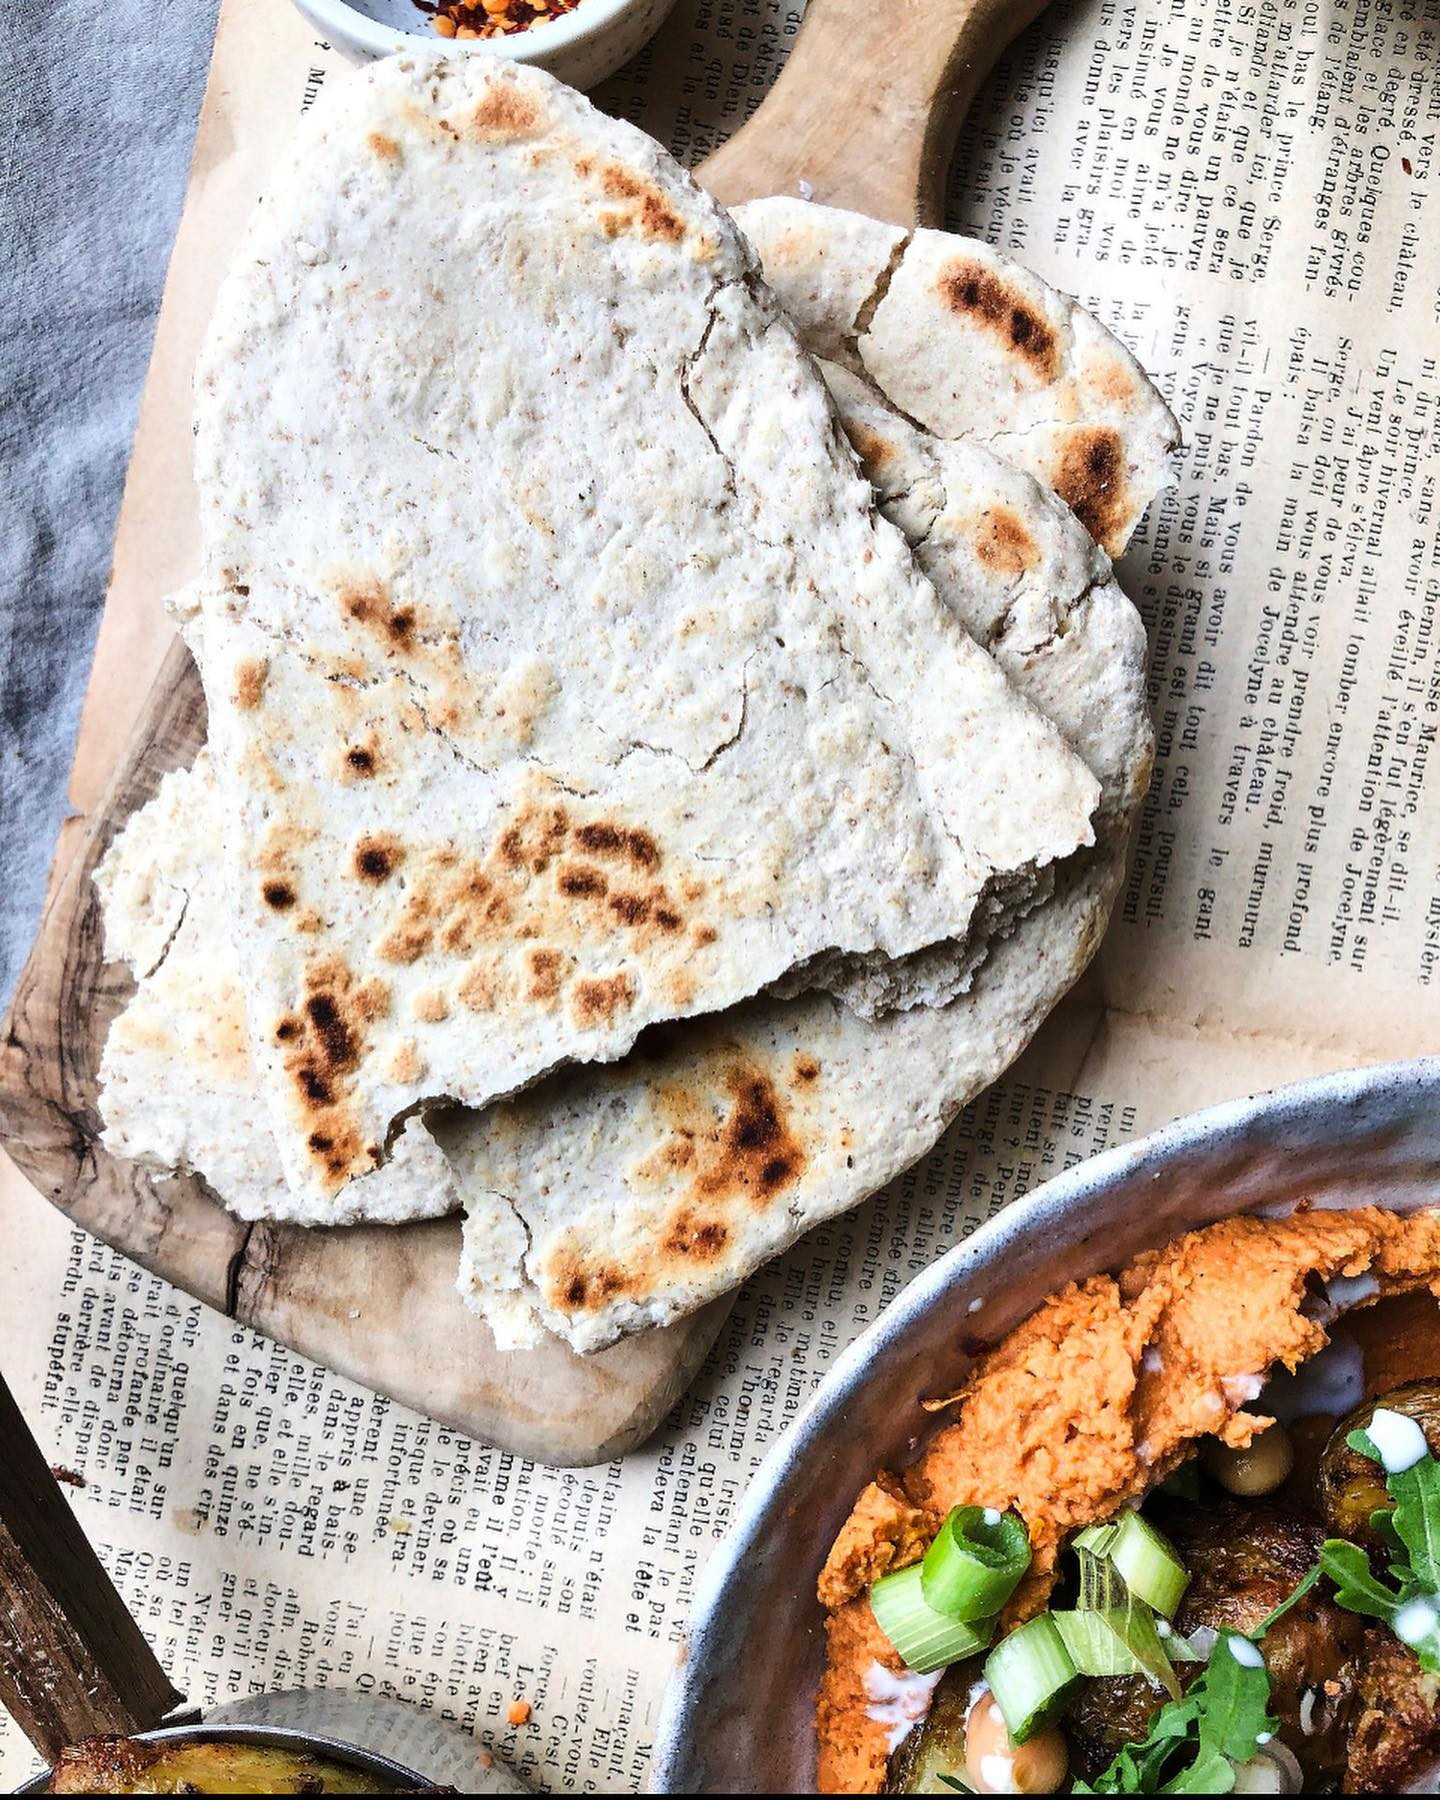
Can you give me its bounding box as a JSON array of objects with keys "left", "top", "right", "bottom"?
[{"left": 0, "top": 0, "right": 221, "bottom": 1008}]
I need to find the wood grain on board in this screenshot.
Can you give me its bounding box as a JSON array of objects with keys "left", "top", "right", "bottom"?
[
  {"left": 0, "top": 1373, "right": 186, "bottom": 1759},
  {"left": 0, "top": 0, "right": 1050, "bottom": 1464},
  {"left": 701, "top": 0, "right": 1051, "bottom": 224}
]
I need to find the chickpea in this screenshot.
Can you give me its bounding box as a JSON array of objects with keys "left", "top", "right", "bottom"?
[
  {"left": 1204, "top": 1419, "right": 1294, "bottom": 1497},
  {"left": 964, "top": 1693, "right": 1068, "bottom": 1795}
]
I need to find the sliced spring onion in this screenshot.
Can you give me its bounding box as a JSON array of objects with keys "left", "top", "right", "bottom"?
[
  {"left": 1051, "top": 1605, "right": 1182, "bottom": 1699},
  {"left": 920, "top": 1506, "right": 1031, "bottom": 1622},
  {"left": 983, "top": 1613, "right": 1080, "bottom": 1744},
  {"left": 869, "top": 1562, "right": 997, "bottom": 1674},
  {"left": 1074, "top": 1510, "right": 1190, "bottom": 1617},
  {"left": 1074, "top": 1533, "right": 1124, "bottom": 1613}
]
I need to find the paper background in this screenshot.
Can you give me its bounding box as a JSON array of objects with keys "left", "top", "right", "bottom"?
[{"left": 2, "top": 0, "right": 1438, "bottom": 1786}]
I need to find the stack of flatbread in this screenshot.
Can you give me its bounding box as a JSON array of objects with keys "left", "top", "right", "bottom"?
[{"left": 94, "top": 56, "right": 1178, "bottom": 1355}]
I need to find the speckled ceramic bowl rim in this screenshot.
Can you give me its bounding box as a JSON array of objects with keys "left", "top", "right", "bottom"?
[
  {"left": 298, "top": 0, "right": 654, "bottom": 63},
  {"left": 651, "top": 1054, "right": 1440, "bottom": 1790}
]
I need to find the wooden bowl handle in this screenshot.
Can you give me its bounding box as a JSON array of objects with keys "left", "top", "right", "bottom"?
[
  {"left": 0, "top": 1373, "right": 184, "bottom": 1762},
  {"left": 697, "top": 0, "right": 1054, "bottom": 225}
]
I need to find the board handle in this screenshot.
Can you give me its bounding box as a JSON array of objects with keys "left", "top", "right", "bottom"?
[
  {"left": 0, "top": 1373, "right": 185, "bottom": 1762},
  {"left": 697, "top": 0, "right": 1054, "bottom": 226}
]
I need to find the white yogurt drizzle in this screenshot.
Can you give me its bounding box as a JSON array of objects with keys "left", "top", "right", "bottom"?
[
  {"left": 862, "top": 1661, "right": 942, "bottom": 1753},
  {"left": 1394, "top": 1596, "right": 1440, "bottom": 1646},
  {"left": 1367, "top": 1406, "right": 1430, "bottom": 1472},
  {"left": 1222, "top": 1373, "right": 1265, "bottom": 1407}
]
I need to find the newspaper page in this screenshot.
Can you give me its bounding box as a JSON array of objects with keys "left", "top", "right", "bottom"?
[{"left": 2, "top": 0, "right": 1438, "bottom": 1787}]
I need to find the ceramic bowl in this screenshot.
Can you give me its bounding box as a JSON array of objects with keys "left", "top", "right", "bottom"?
[
  {"left": 291, "top": 0, "right": 680, "bottom": 90},
  {"left": 13, "top": 1689, "right": 530, "bottom": 1792},
  {"left": 650, "top": 1055, "right": 1440, "bottom": 1792}
]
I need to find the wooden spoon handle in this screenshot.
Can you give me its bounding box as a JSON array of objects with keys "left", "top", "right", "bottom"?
[
  {"left": 697, "top": 0, "right": 1054, "bottom": 226},
  {"left": 0, "top": 1373, "right": 184, "bottom": 1761}
]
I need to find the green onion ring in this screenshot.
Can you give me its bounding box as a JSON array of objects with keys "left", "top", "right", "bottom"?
[
  {"left": 869, "top": 1562, "right": 997, "bottom": 1674},
  {"left": 920, "top": 1505, "right": 1032, "bottom": 1622}
]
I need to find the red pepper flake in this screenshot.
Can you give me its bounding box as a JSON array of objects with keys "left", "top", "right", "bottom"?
[
  {"left": 50, "top": 1465, "right": 86, "bottom": 1488},
  {"left": 414, "top": 0, "right": 582, "bottom": 38}
]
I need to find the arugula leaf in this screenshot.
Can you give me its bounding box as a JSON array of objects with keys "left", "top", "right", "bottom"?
[
  {"left": 1381, "top": 1435, "right": 1440, "bottom": 1590},
  {"left": 1163, "top": 1747, "right": 1234, "bottom": 1794},
  {"left": 1191, "top": 1636, "right": 1276, "bottom": 1765},
  {"left": 1319, "top": 1538, "right": 1406, "bottom": 1621},
  {"left": 1319, "top": 1425, "right": 1440, "bottom": 1672},
  {"left": 1370, "top": 1506, "right": 1404, "bottom": 1557},
  {"left": 1248, "top": 1563, "right": 1321, "bottom": 1640},
  {"left": 1070, "top": 1634, "right": 1276, "bottom": 1794}
]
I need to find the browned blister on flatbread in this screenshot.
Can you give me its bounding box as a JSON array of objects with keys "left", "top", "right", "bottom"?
[
  {"left": 733, "top": 197, "right": 1180, "bottom": 556},
  {"left": 446, "top": 391, "right": 1157, "bottom": 1350}
]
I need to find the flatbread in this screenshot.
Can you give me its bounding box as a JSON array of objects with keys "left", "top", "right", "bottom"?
[
  {"left": 788, "top": 364, "right": 1150, "bottom": 1017},
  {"left": 447, "top": 404, "right": 1154, "bottom": 1351},
  {"left": 94, "top": 756, "right": 459, "bottom": 1227},
  {"left": 732, "top": 197, "right": 1180, "bottom": 556},
  {"left": 185, "top": 55, "right": 1098, "bottom": 1213},
  {"left": 94, "top": 400, "right": 1148, "bottom": 1317}
]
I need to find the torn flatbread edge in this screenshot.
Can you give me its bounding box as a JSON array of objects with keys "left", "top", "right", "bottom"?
[
  {"left": 446, "top": 409, "right": 1154, "bottom": 1352},
  {"left": 94, "top": 754, "right": 460, "bottom": 1228},
  {"left": 731, "top": 195, "right": 1181, "bottom": 558}
]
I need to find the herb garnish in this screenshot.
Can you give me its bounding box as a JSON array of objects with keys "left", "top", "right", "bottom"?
[
  {"left": 1318, "top": 1420, "right": 1440, "bottom": 1670},
  {"left": 1071, "top": 1632, "right": 1278, "bottom": 1795},
  {"left": 1072, "top": 1422, "right": 1440, "bottom": 1791}
]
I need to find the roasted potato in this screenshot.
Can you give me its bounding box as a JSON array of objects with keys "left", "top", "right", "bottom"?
[
  {"left": 1318, "top": 1378, "right": 1440, "bottom": 1549},
  {"left": 1066, "top": 1499, "right": 1366, "bottom": 1790},
  {"left": 1344, "top": 1626, "right": 1440, "bottom": 1793}
]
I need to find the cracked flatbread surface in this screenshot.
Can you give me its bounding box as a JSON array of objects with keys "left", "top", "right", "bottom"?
[
  {"left": 732, "top": 197, "right": 1181, "bottom": 556},
  {"left": 186, "top": 55, "right": 1098, "bottom": 1214},
  {"left": 95, "top": 396, "right": 1146, "bottom": 1322},
  {"left": 447, "top": 378, "right": 1155, "bottom": 1349},
  {"left": 94, "top": 756, "right": 459, "bottom": 1227}
]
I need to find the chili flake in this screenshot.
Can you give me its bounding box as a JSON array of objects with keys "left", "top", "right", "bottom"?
[{"left": 414, "top": 0, "right": 582, "bottom": 38}]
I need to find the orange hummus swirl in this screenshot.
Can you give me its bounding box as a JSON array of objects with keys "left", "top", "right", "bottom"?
[{"left": 814, "top": 1206, "right": 1440, "bottom": 1795}]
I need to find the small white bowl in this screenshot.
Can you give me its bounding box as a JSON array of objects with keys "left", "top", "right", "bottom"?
[{"left": 292, "top": 0, "right": 679, "bottom": 90}]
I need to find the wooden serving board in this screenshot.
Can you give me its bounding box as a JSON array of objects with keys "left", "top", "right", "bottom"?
[{"left": 0, "top": 0, "right": 1049, "bottom": 1464}]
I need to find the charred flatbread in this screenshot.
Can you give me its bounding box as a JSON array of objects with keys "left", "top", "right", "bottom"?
[
  {"left": 94, "top": 755, "right": 459, "bottom": 1226},
  {"left": 185, "top": 57, "right": 1098, "bottom": 1213},
  {"left": 732, "top": 196, "right": 1180, "bottom": 556},
  {"left": 447, "top": 389, "right": 1154, "bottom": 1349}
]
